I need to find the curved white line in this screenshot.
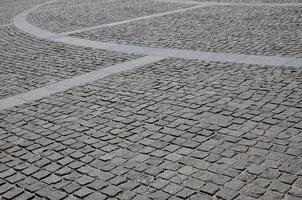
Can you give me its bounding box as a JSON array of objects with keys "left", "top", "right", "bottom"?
[
  {"left": 154, "top": 0, "right": 302, "bottom": 7},
  {"left": 13, "top": 0, "right": 302, "bottom": 67},
  {"left": 13, "top": 0, "right": 59, "bottom": 38}
]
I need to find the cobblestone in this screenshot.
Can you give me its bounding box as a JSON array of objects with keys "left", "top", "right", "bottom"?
[
  {"left": 0, "top": 0, "right": 48, "bottom": 25},
  {"left": 0, "top": 0, "right": 301, "bottom": 199},
  {"left": 2, "top": 58, "right": 298, "bottom": 199},
  {"left": 0, "top": 26, "right": 138, "bottom": 99},
  {"left": 73, "top": 5, "right": 302, "bottom": 58},
  {"left": 184, "top": 0, "right": 302, "bottom": 2},
  {"left": 27, "top": 0, "right": 191, "bottom": 33}
]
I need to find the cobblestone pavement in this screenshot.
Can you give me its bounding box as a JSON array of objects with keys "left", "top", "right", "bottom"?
[
  {"left": 181, "top": 0, "right": 302, "bottom": 3},
  {"left": 0, "top": 0, "right": 49, "bottom": 25},
  {"left": 1, "top": 59, "right": 302, "bottom": 200},
  {"left": 73, "top": 5, "right": 302, "bottom": 58},
  {"left": 27, "top": 0, "right": 190, "bottom": 33},
  {"left": 0, "top": 26, "right": 138, "bottom": 99},
  {"left": 0, "top": 0, "right": 302, "bottom": 199},
  {"left": 183, "top": 0, "right": 302, "bottom": 2}
]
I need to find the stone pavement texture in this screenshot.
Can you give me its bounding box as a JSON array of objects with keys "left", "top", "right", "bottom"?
[
  {"left": 0, "top": 26, "right": 138, "bottom": 99},
  {"left": 73, "top": 5, "right": 302, "bottom": 57},
  {"left": 0, "top": 0, "right": 302, "bottom": 200},
  {"left": 27, "top": 0, "right": 191, "bottom": 33},
  {"left": 0, "top": 0, "right": 49, "bottom": 25}
]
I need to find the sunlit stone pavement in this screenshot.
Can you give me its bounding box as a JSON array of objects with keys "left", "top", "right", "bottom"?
[{"left": 0, "top": 0, "right": 301, "bottom": 199}]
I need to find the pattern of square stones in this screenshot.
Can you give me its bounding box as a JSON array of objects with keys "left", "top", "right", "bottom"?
[
  {"left": 0, "top": 59, "right": 301, "bottom": 200},
  {"left": 73, "top": 5, "right": 302, "bottom": 58},
  {"left": 0, "top": 26, "right": 139, "bottom": 99},
  {"left": 0, "top": 7, "right": 26, "bottom": 25},
  {"left": 185, "top": 0, "right": 302, "bottom": 2},
  {"left": 0, "top": 0, "right": 49, "bottom": 25},
  {"left": 0, "top": 0, "right": 49, "bottom": 8},
  {"left": 27, "top": 0, "right": 191, "bottom": 33}
]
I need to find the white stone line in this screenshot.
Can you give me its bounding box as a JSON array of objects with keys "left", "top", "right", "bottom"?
[
  {"left": 13, "top": 0, "right": 60, "bottom": 38},
  {"left": 34, "top": 0, "right": 121, "bottom": 11},
  {"left": 153, "top": 0, "right": 202, "bottom": 5},
  {"left": 13, "top": 0, "right": 302, "bottom": 68},
  {"left": 51, "top": 37, "right": 302, "bottom": 68},
  {"left": 153, "top": 0, "right": 302, "bottom": 6},
  {"left": 216, "top": 2, "right": 302, "bottom": 7},
  {"left": 0, "top": 23, "right": 13, "bottom": 27},
  {"left": 53, "top": 4, "right": 208, "bottom": 37},
  {"left": 153, "top": 0, "right": 200, "bottom": 5},
  {"left": 52, "top": 1, "right": 302, "bottom": 37},
  {"left": 0, "top": 56, "right": 165, "bottom": 111}
]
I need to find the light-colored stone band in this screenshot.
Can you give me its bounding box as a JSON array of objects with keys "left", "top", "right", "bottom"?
[
  {"left": 13, "top": 0, "right": 302, "bottom": 68},
  {"left": 0, "top": 23, "right": 13, "bottom": 27},
  {"left": 154, "top": 0, "right": 302, "bottom": 6},
  {"left": 0, "top": 56, "right": 165, "bottom": 111},
  {"left": 56, "top": 4, "right": 208, "bottom": 36}
]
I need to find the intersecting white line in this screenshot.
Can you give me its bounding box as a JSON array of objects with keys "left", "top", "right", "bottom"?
[
  {"left": 12, "top": 0, "right": 302, "bottom": 67},
  {"left": 4, "top": 0, "right": 302, "bottom": 111}
]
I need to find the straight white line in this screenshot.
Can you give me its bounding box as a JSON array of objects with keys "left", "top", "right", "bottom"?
[
  {"left": 33, "top": 0, "right": 121, "bottom": 11},
  {"left": 54, "top": 4, "right": 209, "bottom": 37},
  {"left": 44, "top": 0, "right": 302, "bottom": 39},
  {"left": 0, "top": 23, "right": 13, "bottom": 27},
  {"left": 0, "top": 56, "right": 165, "bottom": 111},
  {"left": 152, "top": 0, "right": 200, "bottom": 5},
  {"left": 111, "top": 45, "right": 302, "bottom": 67},
  {"left": 217, "top": 2, "right": 302, "bottom": 7}
]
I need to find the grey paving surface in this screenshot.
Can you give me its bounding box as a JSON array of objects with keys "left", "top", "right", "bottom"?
[
  {"left": 0, "top": 26, "right": 139, "bottom": 99},
  {"left": 0, "top": 56, "right": 165, "bottom": 111},
  {"left": 1, "top": 59, "right": 302, "bottom": 200},
  {"left": 14, "top": 0, "right": 302, "bottom": 68},
  {"left": 0, "top": 0, "right": 49, "bottom": 7},
  {"left": 181, "top": 0, "right": 302, "bottom": 2},
  {"left": 0, "top": 0, "right": 49, "bottom": 25},
  {"left": 27, "top": 0, "right": 191, "bottom": 33},
  {"left": 1, "top": 0, "right": 302, "bottom": 199},
  {"left": 0, "top": 7, "right": 27, "bottom": 25},
  {"left": 72, "top": 5, "right": 302, "bottom": 58}
]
